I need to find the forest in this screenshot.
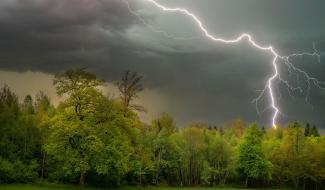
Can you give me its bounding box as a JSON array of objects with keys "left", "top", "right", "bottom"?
[{"left": 0, "top": 68, "right": 325, "bottom": 190}]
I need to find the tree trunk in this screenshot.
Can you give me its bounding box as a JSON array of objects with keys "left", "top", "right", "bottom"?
[
  {"left": 79, "top": 172, "right": 86, "bottom": 187},
  {"left": 245, "top": 176, "right": 249, "bottom": 187},
  {"left": 139, "top": 167, "right": 142, "bottom": 185},
  {"left": 293, "top": 178, "right": 299, "bottom": 189},
  {"left": 155, "top": 149, "right": 161, "bottom": 185},
  {"left": 41, "top": 152, "right": 46, "bottom": 179}
]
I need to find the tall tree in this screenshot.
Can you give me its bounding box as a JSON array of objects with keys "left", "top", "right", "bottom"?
[
  {"left": 270, "top": 122, "right": 305, "bottom": 188},
  {"left": 35, "top": 91, "right": 51, "bottom": 114},
  {"left": 50, "top": 69, "right": 105, "bottom": 186},
  {"left": 202, "top": 131, "right": 234, "bottom": 186},
  {"left": 45, "top": 114, "right": 104, "bottom": 186},
  {"left": 53, "top": 68, "right": 104, "bottom": 120},
  {"left": 237, "top": 124, "right": 272, "bottom": 187},
  {"left": 0, "top": 85, "right": 20, "bottom": 159},
  {"left": 115, "top": 70, "right": 145, "bottom": 112},
  {"left": 179, "top": 127, "right": 206, "bottom": 186},
  {"left": 304, "top": 123, "right": 311, "bottom": 137},
  {"left": 149, "top": 113, "right": 176, "bottom": 185},
  {"left": 34, "top": 91, "right": 53, "bottom": 179},
  {"left": 0, "top": 86, "right": 39, "bottom": 183},
  {"left": 301, "top": 137, "right": 325, "bottom": 189}
]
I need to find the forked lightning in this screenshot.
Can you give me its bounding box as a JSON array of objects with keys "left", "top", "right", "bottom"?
[{"left": 124, "top": 0, "right": 325, "bottom": 128}]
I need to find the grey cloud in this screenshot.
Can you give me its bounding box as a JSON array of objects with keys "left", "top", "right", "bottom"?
[
  {"left": 0, "top": 0, "right": 141, "bottom": 72},
  {"left": 0, "top": 0, "right": 325, "bottom": 127}
]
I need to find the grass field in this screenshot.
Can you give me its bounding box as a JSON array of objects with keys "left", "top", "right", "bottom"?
[{"left": 0, "top": 184, "right": 291, "bottom": 190}]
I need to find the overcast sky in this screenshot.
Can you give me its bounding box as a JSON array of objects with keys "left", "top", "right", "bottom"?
[{"left": 0, "top": 0, "right": 325, "bottom": 127}]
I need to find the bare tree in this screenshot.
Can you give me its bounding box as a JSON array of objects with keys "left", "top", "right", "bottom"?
[{"left": 115, "top": 70, "right": 146, "bottom": 112}]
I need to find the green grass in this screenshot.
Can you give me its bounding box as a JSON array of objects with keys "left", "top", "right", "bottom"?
[{"left": 0, "top": 184, "right": 290, "bottom": 190}]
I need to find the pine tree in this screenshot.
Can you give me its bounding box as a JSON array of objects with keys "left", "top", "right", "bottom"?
[
  {"left": 310, "top": 125, "right": 320, "bottom": 137},
  {"left": 304, "top": 123, "right": 310, "bottom": 137}
]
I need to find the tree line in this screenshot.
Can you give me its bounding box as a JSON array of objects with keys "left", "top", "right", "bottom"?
[{"left": 0, "top": 68, "right": 324, "bottom": 189}]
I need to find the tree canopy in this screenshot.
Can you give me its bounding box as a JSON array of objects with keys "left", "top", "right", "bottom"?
[{"left": 0, "top": 69, "right": 324, "bottom": 189}]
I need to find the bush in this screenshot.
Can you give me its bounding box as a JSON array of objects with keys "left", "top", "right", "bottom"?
[{"left": 0, "top": 157, "right": 38, "bottom": 183}]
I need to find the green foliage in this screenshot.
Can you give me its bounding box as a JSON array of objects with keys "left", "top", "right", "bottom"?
[
  {"left": 202, "top": 131, "right": 234, "bottom": 186},
  {"left": 0, "top": 184, "right": 290, "bottom": 190},
  {"left": 0, "top": 86, "right": 42, "bottom": 183},
  {"left": 1, "top": 70, "right": 325, "bottom": 189},
  {"left": 53, "top": 68, "right": 104, "bottom": 96},
  {"left": 0, "top": 157, "right": 39, "bottom": 183},
  {"left": 54, "top": 68, "right": 104, "bottom": 120},
  {"left": 45, "top": 113, "right": 101, "bottom": 179},
  {"left": 305, "top": 123, "right": 320, "bottom": 137},
  {"left": 237, "top": 124, "right": 272, "bottom": 187}
]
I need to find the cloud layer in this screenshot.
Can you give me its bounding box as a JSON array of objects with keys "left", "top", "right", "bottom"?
[{"left": 0, "top": 0, "right": 325, "bottom": 127}]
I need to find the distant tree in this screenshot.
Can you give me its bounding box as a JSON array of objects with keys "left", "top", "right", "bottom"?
[
  {"left": 261, "top": 126, "right": 266, "bottom": 134},
  {"left": 237, "top": 124, "right": 272, "bottom": 187},
  {"left": 304, "top": 123, "right": 310, "bottom": 137},
  {"left": 23, "top": 95, "right": 34, "bottom": 114},
  {"left": 309, "top": 125, "right": 320, "bottom": 137},
  {"left": 115, "top": 70, "right": 146, "bottom": 112},
  {"left": 152, "top": 113, "right": 176, "bottom": 134},
  {"left": 187, "top": 122, "right": 209, "bottom": 130},
  {"left": 0, "top": 85, "right": 19, "bottom": 116},
  {"left": 218, "top": 127, "right": 225, "bottom": 136},
  {"left": 228, "top": 118, "right": 246, "bottom": 138},
  {"left": 35, "top": 91, "right": 51, "bottom": 113}
]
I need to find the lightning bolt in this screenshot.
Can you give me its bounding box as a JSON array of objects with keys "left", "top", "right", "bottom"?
[{"left": 124, "top": 0, "right": 325, "bottom": 128}]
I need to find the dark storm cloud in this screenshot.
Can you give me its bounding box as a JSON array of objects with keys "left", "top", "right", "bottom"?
[
  {"left": 0, "top": 0, "right": 141, "bottom": 72},
  {"left": 0, "top": 0, "right": 325, "bottom": 127},
  {"left": 0, "top": 0, "right": 136, "bottom": 30}
]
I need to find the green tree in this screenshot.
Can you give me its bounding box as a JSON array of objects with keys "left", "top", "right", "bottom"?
[
  {"left": 202, "top": 130, "right": 234, "bottom": 186},
  {"left": 149, "top": 113, "right": 176, "bottom": 185},
  {"left": 301, "top": 137, "right": 325, "bottom": 189},
  {"left": 48, "top": 69, "right": 135, "bottom": 187},
  {"left": 304, "top": 123, "right": 310, "bottom": 137},
  {"left": 49, "top": 69, "right": 105, "bottom": 186},
  {"left": 45, "top": 113, "right": 104, "bottom": 186},
  {"left": 309, "top": 125, "right": 320, "bottom": 137},
  {"left": 22, "top": 95, "right": 35, "bottom": 114},
  {"left": 34, "top": 91, "right": 54, "bottom": 179},
  {"left": 0, "top": 85, "right": 40, "bottom": 183},
  {"left": 179, "top": 127, "right": 206, "bottom": 186},
  {"left": 270, "top": 122, "right": 305, "bottom": 188},
  {"left": 53, "top": 68, "right": 104, "bottom": 120},
  {"left": 237, "top": 124, "right": 272, "bottom": 187}
]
